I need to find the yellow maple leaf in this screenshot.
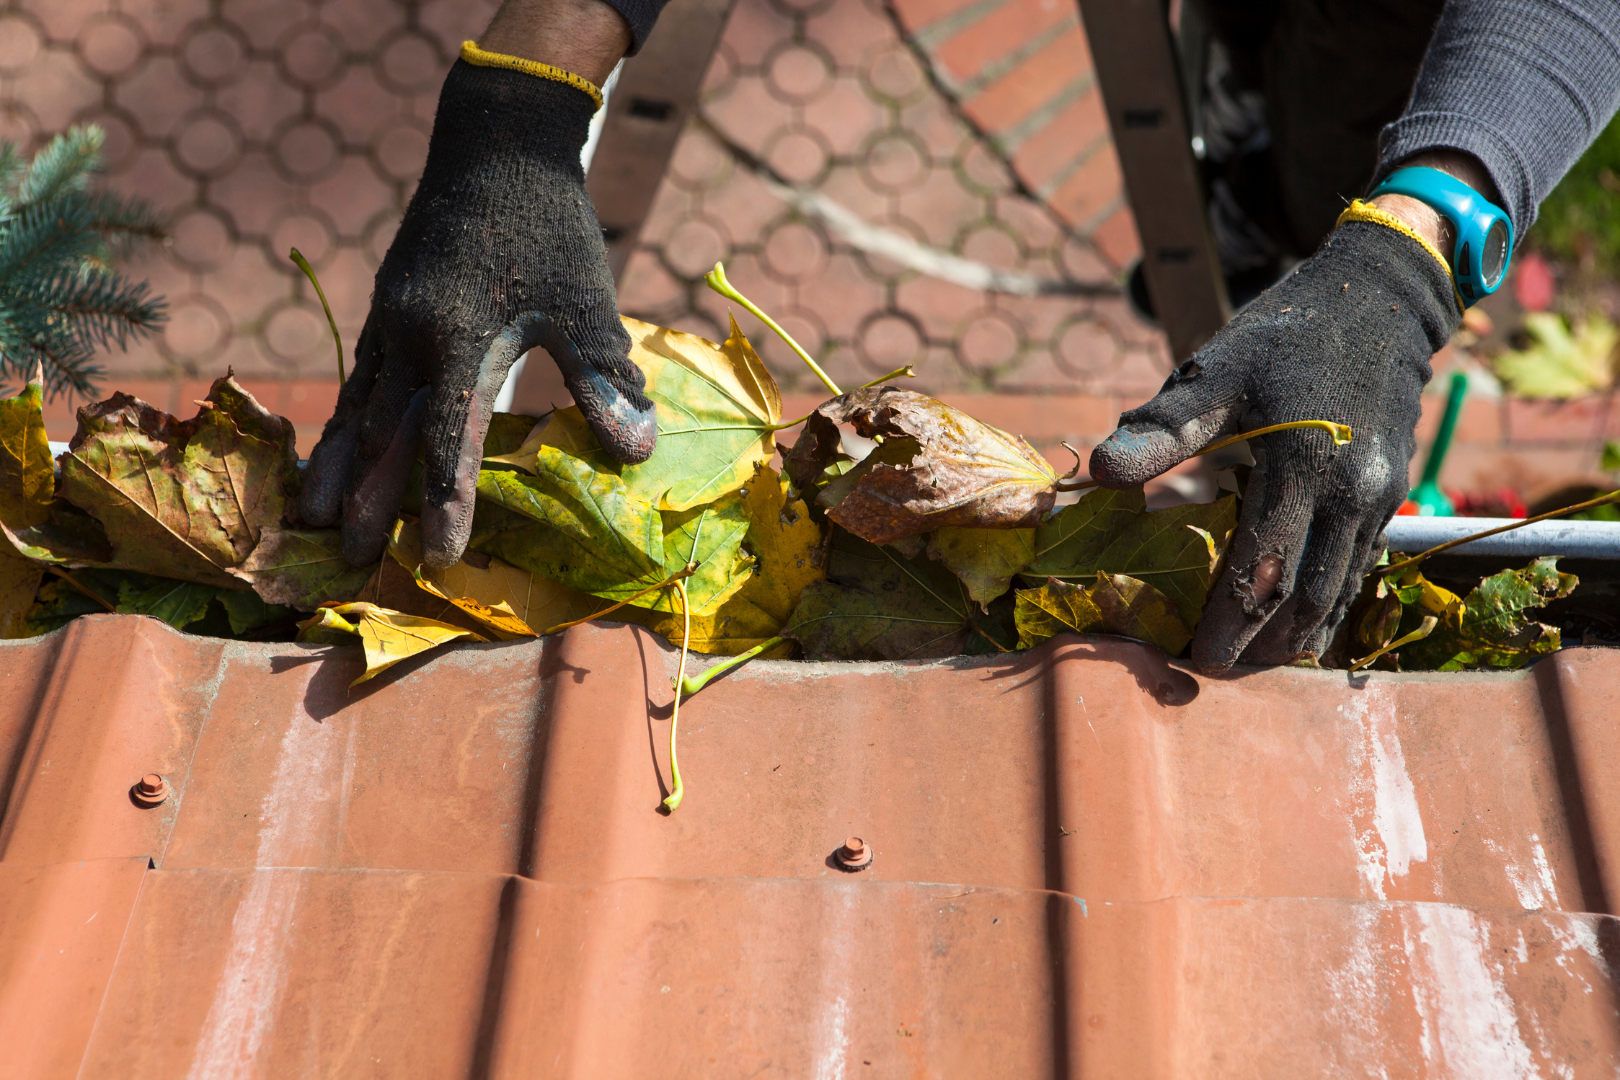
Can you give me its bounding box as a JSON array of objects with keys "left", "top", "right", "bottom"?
[{"left": 297, "top": 601, "right": 485, "bottom": 688}]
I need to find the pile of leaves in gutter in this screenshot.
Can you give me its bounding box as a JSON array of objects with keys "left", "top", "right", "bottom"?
[{"left": 0, "top": 268, "right": 1604, "bottom": 693}]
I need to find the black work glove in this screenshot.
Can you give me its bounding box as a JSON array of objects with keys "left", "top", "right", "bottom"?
[
  {"left": 300, "top": 59, "right": 656, "bottom": 569},
  {"left": 1091, "top": 219, "right": 1460, "bottom": 672}
]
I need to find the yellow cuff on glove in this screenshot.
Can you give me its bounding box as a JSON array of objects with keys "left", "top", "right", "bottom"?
[
  {"left": 1336, "top": 199, "right": 1464, "bottom": 313},
  {"left": 460, "top": 40, "right": 603, "bottom": 110}
]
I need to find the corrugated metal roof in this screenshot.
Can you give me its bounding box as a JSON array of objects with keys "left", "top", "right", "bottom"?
[{"left": 3, "top": 613, "right": 1620, "bottom": 1076}]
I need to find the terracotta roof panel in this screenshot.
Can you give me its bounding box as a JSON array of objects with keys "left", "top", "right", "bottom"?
[{"left": 4, "top": 614, "right": 1620, "bottom": 1075}]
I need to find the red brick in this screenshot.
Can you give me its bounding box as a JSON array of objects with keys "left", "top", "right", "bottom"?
[
  {"left": 960, "top": 25, "right": 1087, "bottom": 134},
  {"left": 1504, "top": 395, "right": 1620, "bottom": 444},
  {"left": 1423, "top": 444, "right": 1607, "bottom": 502},
  {"left": 1011, "top": 85, "right": 1107, "bottom": 192},
  {"left": 1414, "top": 395, "right": 1503, "bottom": 446},
  {"left": 889, "top": 0, "right": 993, "bottom": 36},
  {"left": 1087, "top": 202, "right": 1140, "bottom": 268},
  {"left": 1048, "top": 142, "right": 1122, "bottom": 229},
  {"left": 935, "top": 0, "right": 1072, "bottom": 87},
  {"left": 702, "top": 75, "right": 794, "bottom": 156}
]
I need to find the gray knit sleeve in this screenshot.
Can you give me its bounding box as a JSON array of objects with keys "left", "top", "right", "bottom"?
[
  {"left": 1375, "top": 0, "right": 1620, "bottom": 237},
  {"left": 602, "top": 0, "right": 670, "bottom": 54}
]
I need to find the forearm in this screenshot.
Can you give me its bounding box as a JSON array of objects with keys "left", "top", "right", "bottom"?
[
  {"left": 481, "top": 0, "right": 633, "bottom": 82},
  {"left": 1375, "top": 0, "right": 1620, "bottom": 236}
]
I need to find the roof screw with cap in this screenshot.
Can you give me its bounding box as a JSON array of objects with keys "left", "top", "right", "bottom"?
[
  {"left": 836, "top": 836, "right": 873, "bottom": 871},
  {"left": 131, "top": 774, "right": 168, "bottom": 808}
]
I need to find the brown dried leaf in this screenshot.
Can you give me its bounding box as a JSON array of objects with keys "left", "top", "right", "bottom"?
[
  {"left": 58, "top": 376, "right": 299, "bottom": 588},
  {"left": 785, "top": 387, "right": 1057, "bottom": 545}
]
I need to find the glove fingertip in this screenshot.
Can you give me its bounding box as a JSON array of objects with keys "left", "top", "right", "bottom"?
[
  {"left": 419, "top": 501, "right": 473, "bottom": 571},
  {"left": 1089, "top": 426, "right": 1185, "bottom": 489}
]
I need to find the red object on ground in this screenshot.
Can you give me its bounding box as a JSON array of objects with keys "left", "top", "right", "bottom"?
[
  {"left": 1451, "top": 486, "right": 1529, "bottom": 518},
  {"left": 4, "top": 614, "right": 1620, "bottom": 1076},
  {"left": 1513, "top": 251, "right": 1557, "bottom": 311}
]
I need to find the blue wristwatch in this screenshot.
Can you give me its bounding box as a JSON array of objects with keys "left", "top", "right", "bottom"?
[{"left": 1369, "top": 166, "right": 1513, "bottom": 306}]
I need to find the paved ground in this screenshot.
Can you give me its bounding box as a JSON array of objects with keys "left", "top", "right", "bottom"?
[{"left": 2, "top": 0, "right": 1613, "bottom": 498}]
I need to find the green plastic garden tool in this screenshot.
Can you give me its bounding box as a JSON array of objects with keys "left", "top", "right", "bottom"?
[{"left": 1408, "top": 370, "right": 1468, "bottom": 516}]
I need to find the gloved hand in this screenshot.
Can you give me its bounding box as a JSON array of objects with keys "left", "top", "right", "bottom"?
[
  {"left": 300, "top": 55, "right": 655, "bottom": 569},
  {"left": 1090, "top": 214, "right": 1461, "bottom": 672}
]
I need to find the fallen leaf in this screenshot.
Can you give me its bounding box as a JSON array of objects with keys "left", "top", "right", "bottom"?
[
  {"left": 483, "top": 405, "right": 600, "bottom": 470},
  {"left": 388, "top": 517, "right": 600, "bottom": 635},
  {"left": 114, "top": 575, "right": 217, "bottom": 629},
  {"left": 483, "top": 412, "right": 542, "bottom": 457},
  {"left": 1025, "top": 488, "right": 1236, "bottom": 632},
  {"left": 619, "top": 465, "right": 823, "bottom": 655},
  {"left": 0, "top": 554, "right": 43, "bottom": 638},
  {"left": 0, "top": 368, "right": 54, "bottom": 535},
  {"left": 928, "top": 526, "right": 1035, "bottom": 608},
  {"left": 58, "top": 376, "right": 298, "bottom": 588},
  {"left": 411, "top": 572, "right": 535, "bottom": 639},
  {"left": 230, "top": 528, "right": 376, "bottom": 610},
  {"left": 1493, "top": 312, "right": 1618, "bottom": 399},
  {"left": 25, "top": 572, "right": 118, "bottom": 636},
  {"left": 296, "top": 601, "right": 486, "bottom": 687},
  {"left": 482, "top": 317, "right": 783, "bottom": 513},
  {"left": 1396, "top": 557, "right": 1575, "bottom": 670},
  {"left": 18, "top": 565, "right": 282, "bottom": 636},
  {"left": 1014, "top": 573, "right": 1191, "bottom": 655},
  {"left": 620, "top": 315, "right": 782, "bottom": 510},
  {"left": 785, "top": 387, "right": 1057, "bottom": 545},
  {"left": 386, "top": 521, "right": 535, "bottom": 639},
  {"left": 216, "top": 590, "right": 294, "bottom": 636},
  {"left": 476, "top": 447, "right": 754, "bottom": 616},
  {"left": 473, "top": 445, "right": 665, "bottom": 599},
  {"left": 782, "top": 527, "right": 977, "bottom": 660},
  {"left": 655, "top": 493, "right": 755, "bottom": 616}
]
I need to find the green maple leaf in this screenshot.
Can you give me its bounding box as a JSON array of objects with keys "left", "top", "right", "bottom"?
[
  {"left": 1024, "top": 488, "right": 1235, "bottom": 633},
  {"left": 483, "top": 316, "right": 783, "bottom": 514},
  {"left": 782, "top": 528, "right": 978, "bottom": 660},
  {"left": 1397, "top": 556, "right": 1577, "bottom": 671}
]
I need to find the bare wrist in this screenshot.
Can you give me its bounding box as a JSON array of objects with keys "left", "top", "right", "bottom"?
[
  {"left": 1366, "top": 150, "right": 1501, "bottom": 271},
  {"left": 481, "top": 0, "right": 631, "bottom": 86}
]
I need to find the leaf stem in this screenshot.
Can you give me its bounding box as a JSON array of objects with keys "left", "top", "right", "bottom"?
[
  {"left": 1349, "top": 614, "right": 1438, "bottom": 672},
  {"left": 706, "top": 262, "right": 841, "bottom": 396},
  {"left": 662, "top": 575, "right": 692, "bottom": 812},
  {"left": 289, "top": 248, "right": 344, "bottom": 384},
  {"left": 678, "top": 635, "right": 785, "bottom": 695},
  {"left": 1381, "top": 487, "right": 1620, "bottom": 577},
  {"left": 46, "top": 567, "right": 116, "bottom": 612},
  {"left": 537, "top": 566, "right": 696, "bottom": 635},
  {"left": 760, "top": 365, "right": 915, "bottom": 432},
  {"left": 1199, "top": 419, "right": 1352, "bottom": 457}
]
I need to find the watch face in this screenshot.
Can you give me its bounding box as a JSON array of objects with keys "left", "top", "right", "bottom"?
[{"left": 1482, "top": 219, "right": 1509, "bottom": 288}]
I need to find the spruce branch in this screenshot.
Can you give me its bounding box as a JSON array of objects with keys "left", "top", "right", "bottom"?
[{"left": 0, "top": 126, "right": 167, "bottom": 400}]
